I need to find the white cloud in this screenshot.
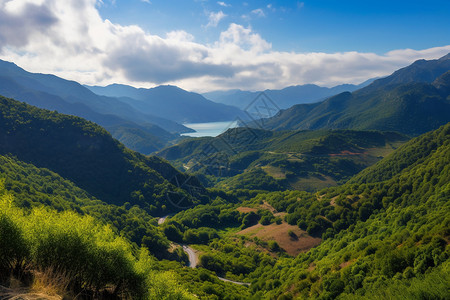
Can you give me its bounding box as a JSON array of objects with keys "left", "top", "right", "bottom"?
[
  {"left": 206, "top": 10, "right": 226, "bottom": 28},
  {"left": 251, "top": 8, "right": 265, "bottom": 17},
  {"left": 217, "top": 1, "right": 229, "bottom": 7},
  {"left": 0, "top": 0, "right": 449, "bottom": 93}
]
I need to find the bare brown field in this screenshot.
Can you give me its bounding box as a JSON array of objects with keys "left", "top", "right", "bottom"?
[
  {"left": 236, "top": 206, "right": 258, "bottom": 213},
  {"left": 237, "top": 222, "right": 321, "bottom": 256}
]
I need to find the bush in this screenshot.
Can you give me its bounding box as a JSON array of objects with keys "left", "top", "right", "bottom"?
[{"left": 0, "top": 213, "right": 29, "bottom": 275}]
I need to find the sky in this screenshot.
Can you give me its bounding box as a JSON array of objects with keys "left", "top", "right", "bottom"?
[{"left": 0, "top": 0, "right": 449, "bottom": 92}]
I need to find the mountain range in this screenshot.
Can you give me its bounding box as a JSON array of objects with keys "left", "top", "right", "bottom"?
[
  {"left": 86, "top": 84, "right": 247, "bottom": 123},
  {"left": 202, "top": 78, "right": 375, "bottom": 110},
  {"left": 0, "top": 60, "right": 244, "bottom": 154},
  {"left": 251, "top": 54, "right": 450, "bottom": 136}
]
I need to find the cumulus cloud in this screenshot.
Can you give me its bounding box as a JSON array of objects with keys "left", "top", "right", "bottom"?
[
  {"left": 217, "top": 1, "right": 229, "bottom": 7},
  {"left": 206, "top": 11, "right": 226, "bottom": 28},
  {"left": 0, "top": 1, "right": 58, "bottom": 48},
  {"left": 0, "top": 0, "right": 449, "bottom": 93},
  {"left": 251, "top": 8, "right": 265, "bottom": 17}
]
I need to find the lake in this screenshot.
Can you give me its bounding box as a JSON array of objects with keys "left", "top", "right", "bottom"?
[{"left": 181, "top": 121, "right": 239, "bottom": 137}]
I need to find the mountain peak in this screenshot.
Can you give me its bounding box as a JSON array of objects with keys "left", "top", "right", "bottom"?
[{"left": 438, "top": 52, "right": 450, "bottom": 61}]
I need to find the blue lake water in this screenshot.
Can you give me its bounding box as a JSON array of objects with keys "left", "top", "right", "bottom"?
[{"left": 181, "top": 121, "right": 239, "bottom": 137}]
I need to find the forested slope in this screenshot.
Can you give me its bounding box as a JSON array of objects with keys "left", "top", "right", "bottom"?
[
  {"left": 248, "top": 122, "right": 450, "bottom": 299},
  {"left": 0, "top": 96, "right": 207, "bottom": 214}
]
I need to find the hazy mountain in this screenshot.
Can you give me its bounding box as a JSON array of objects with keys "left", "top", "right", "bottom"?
[
  {"left": 202, "top": 79, "right": 375, "bottom": 110},
  {"left": 0, "top": 59, "right": 193, "bottom": 153},
  {"left": 87, "top": 84, "right": 247, "bottom": 123},
  {"left": 252, "top": 54, "right": 450, "bottom": 136}
]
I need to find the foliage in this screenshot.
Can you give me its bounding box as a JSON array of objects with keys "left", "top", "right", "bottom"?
[
  {"left": 0, "top": 155, "right": 172, "bottom": 259},
  {"left": 245, "top": 122, "right": 450, "bottom": 299},
  {"left": 0, "top": 96, "right": 209, "bottom": 214},
  {"left": 0, "top": 188, "right": 195, "bottom": 299}
]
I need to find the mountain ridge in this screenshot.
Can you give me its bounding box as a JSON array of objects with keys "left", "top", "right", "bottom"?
[
  {"left": 87, "top": 84, "right": 247, "bottom": 124},
  {"left": 202, "top": 79, "right": 375, "bottom": 110},
  {"left": 252, "top": 54, "right": 450, "bottom": 136},
  {"left": 0, "top": 95, "right": 208, "bottom": 214}
]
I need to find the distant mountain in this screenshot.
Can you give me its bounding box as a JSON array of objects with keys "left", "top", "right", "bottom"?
[
  {"left": 366, "top": 53, "right": 450, "bottom": 91},
  {"left": 87, "top": 84, "right": 247, "bottom": 123},
  {"left": 202, "top": 79, "right": 375, "bottom": 110},
  {"left": 0, "top": 95, "right": 208, "bottom": 214},
  {"left": 0, "top": 59, "right": 192, "bottom": 154},
  {"left": 253, "top": 54, "right": 450, "bottom": 136}
]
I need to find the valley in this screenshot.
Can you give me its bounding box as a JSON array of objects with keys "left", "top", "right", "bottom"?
[{"left": 0, "top": 54, "right": 448, "bottom": 300}]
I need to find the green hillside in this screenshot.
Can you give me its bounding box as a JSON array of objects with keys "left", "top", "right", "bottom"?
[
  {"left": 0, "top": 96, "right": 208, "bottom": 214},
  {"left": 149, "top": 123, "right": 449, "bottom": 299},
  {"left": 0, "top": 154, "right": 176, "bottom": 258},
  {"left": 245, "top": 122, "right": 450, "bottom": 299},
  {"left": 0, "top": 186, "right": 196, "bottom": 299},
  {"left": 257, "top": 55, "right": 450, "bottom": 136},
  {"left": 158, "top": 128, "right": 408, "bottom": 192}
]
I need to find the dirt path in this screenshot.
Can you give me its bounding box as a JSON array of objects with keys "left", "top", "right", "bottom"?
[
  {"left": 157, "top": 215, "right": 170, "bottom": 225},
  {"left": 183, "top": 245, "right": 198, "bottom": 268},
  {"left": 182, "top": 246, "right": 250, "bottom": 286},
  {"left": 217, "top": 277, "right": 250, "bottom": 286}
]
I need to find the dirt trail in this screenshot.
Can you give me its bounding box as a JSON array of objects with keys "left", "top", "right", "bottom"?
[
  {"left": 182, "top": 246, "right": 250, "bottom": 286},
  {"left": 157, "top": 215, "right": 170, "bottom": 225},
  {"left": 183, "top": 245, "right": 198, "bottom": 268}
]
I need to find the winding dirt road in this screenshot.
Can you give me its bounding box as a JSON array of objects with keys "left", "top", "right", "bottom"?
[
  {"left": 182, "top": 245, "right": 198, "bottom": 268},
  {"left": 158, "top": 217, "right": 249, "bottom": 285},
  {"left": 182, "top": 245, "right": 250, "bottom": 286}
]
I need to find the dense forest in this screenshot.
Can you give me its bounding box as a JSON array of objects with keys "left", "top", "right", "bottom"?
[{"left": 0, "top": 57, "right": 449, "bottom": 299}]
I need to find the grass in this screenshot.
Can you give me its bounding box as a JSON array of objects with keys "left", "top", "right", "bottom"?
[
  {"left": 261, "top": 166, "right": 286, "bottom": 179},
  {"left": 288, "top": 175, "right": 337, "bottom": 192}
]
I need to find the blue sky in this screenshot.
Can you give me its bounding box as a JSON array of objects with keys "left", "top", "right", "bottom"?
[
  {"left": 98, "top": 0, "right": 450, "bottom": 53},
  {"left": 0, "top": 0, "right": 449, "bottom": 92}
]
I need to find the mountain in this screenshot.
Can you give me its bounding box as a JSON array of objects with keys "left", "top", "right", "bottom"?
[
  {"left": 249, "top": 122, "right": 450, "bottom": 299},
  {"left": 366, "top": 52, "right": 450, "bottom": 91},
  {"left": 254, "top": 54, "right": 450, "bottom": 136},
  {"left": 0, "top": 95, "right": 208, "bottom": 214},
  {"left": 0, "top": 59, "right": 191, "bottom": 154},
  {"left": 202, "top": 79, "right": 375, "bottom": 110},
  {"left": 157, "top": 128, "right": 408, "bottom": 192},
  {"left": 87, "top": 84, "right": 247, "bottom": 123}
]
